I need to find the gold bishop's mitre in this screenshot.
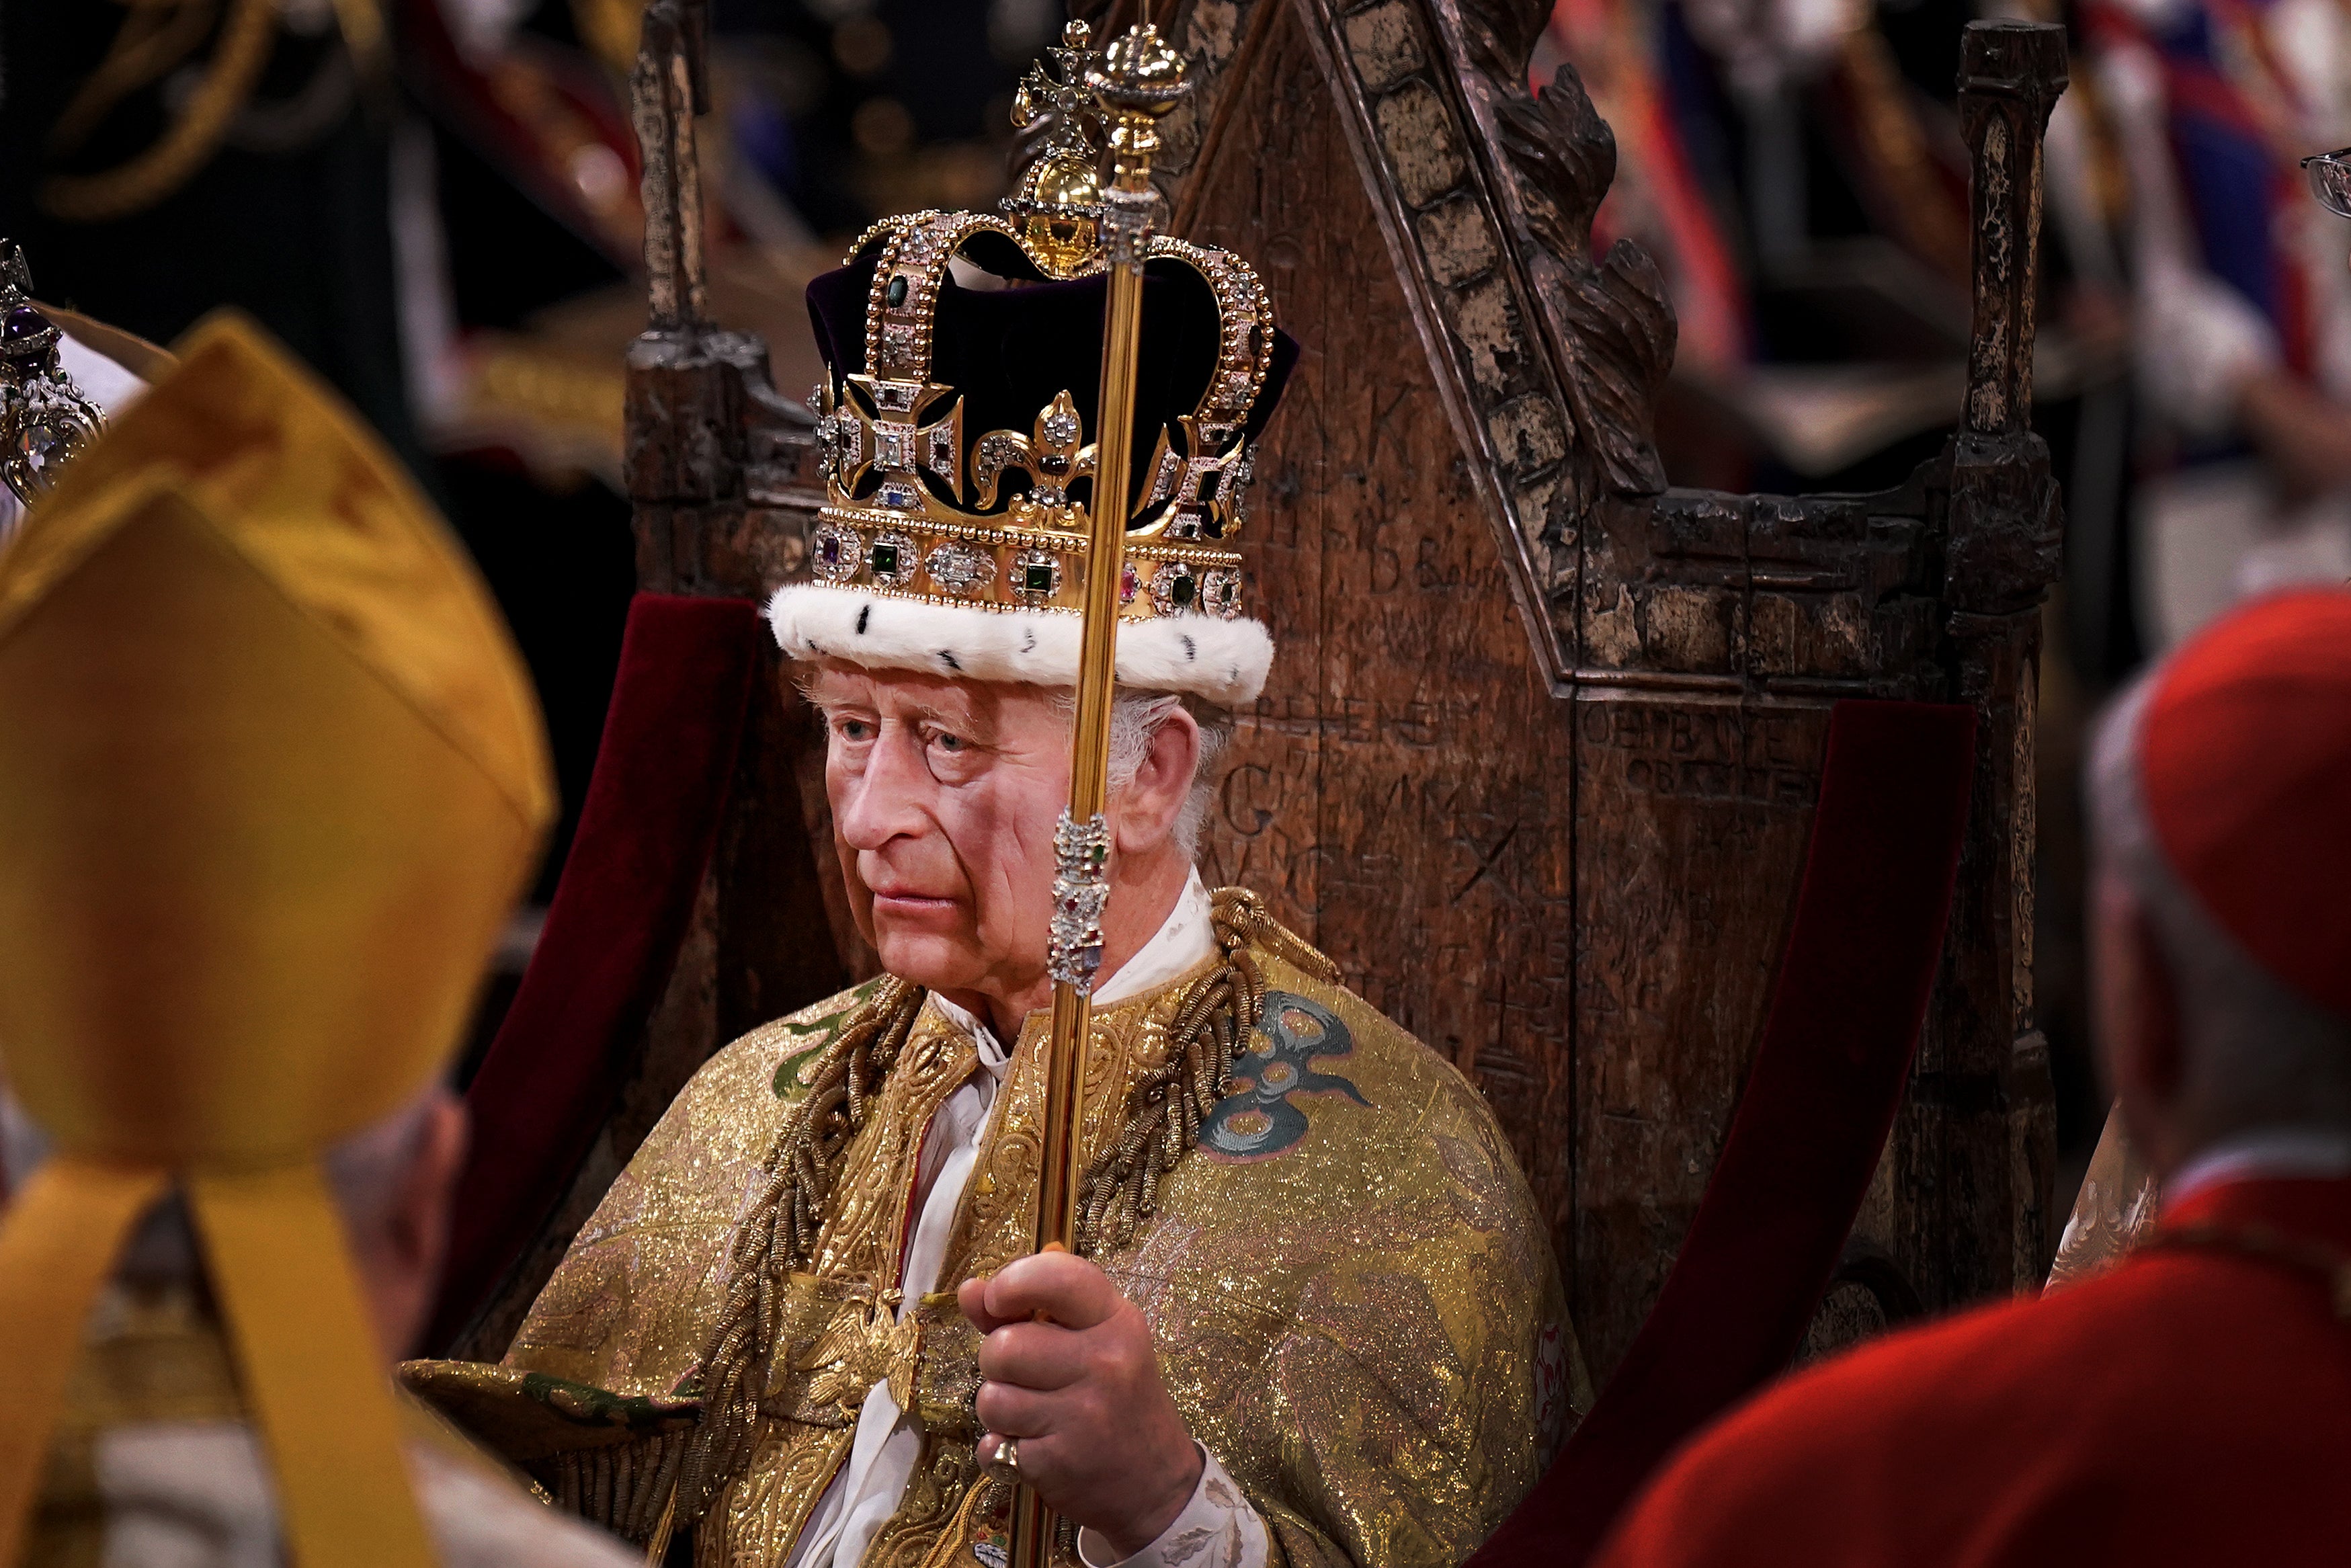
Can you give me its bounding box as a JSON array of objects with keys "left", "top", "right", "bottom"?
[{"left": 0, "top": 315, "right": 554, "bottom": 1566}]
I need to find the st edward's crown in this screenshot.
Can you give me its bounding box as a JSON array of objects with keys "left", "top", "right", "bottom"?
[{"left": 800, "top": 21, "right": 1288, "bottom": 636}]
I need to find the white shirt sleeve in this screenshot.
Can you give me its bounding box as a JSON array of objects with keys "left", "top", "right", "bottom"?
[{"left": 1073, "top": 1448, "right": 1272, "bottom": 1568}]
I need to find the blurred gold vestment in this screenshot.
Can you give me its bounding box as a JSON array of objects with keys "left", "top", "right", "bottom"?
[
  {"left": 0, "top": 314, "right": 555, "bottom": 1567},
  {"left": 2047, "top": 1108, "right": 2161, "bottom": 1292}
]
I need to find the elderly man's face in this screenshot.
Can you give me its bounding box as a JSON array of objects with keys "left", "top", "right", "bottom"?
[{"left": 807, "top": 663, "right": 1072, "bottom": 999}]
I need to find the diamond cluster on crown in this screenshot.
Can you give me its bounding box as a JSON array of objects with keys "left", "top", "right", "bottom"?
[{"left": 806, "top": 202, "right": 1276, "bottom": 624}]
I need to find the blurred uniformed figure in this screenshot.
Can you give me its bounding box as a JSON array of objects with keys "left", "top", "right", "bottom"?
[{"left": 2065, "top": 0, "right": 2351, "bottom": 649}]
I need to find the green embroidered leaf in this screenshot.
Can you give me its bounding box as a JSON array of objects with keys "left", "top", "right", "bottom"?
[
  {"left": 771, "top": 976, "right": 887, "bottom": 1098},
  {"left": 518, "top": 1371, "right": 699, "bottom": 1428}
]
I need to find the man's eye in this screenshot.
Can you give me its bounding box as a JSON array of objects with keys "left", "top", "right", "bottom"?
[
  {"left": 931, "top": 731, "right": 966, "bottom": 754},
  {"left": 837, "top": 717, "right": 875, "bottom": 742}
]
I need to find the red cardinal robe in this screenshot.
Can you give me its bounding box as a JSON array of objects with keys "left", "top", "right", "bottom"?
[{"left": 1592, "top": 1175, "right": 2351, "bottom": 1566}]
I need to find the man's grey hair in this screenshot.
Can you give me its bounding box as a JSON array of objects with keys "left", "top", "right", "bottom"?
[
  {"left": 2086, "top": 675, "right": 2351, "bottom": 1135},
  {"left": 0, "top": 1088, "right": 450, "bottom": 1282},
  {"left": 1043, "top": 688, "right": 1232, "bottom": 857}
]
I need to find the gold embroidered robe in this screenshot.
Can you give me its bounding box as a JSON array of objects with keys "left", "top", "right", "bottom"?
[{"left": 404, "top": 917, "right": 1587, "bottom": 1567}]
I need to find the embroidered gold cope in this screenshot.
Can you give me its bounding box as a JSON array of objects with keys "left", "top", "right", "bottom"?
[{"left": 405, "top": 913, "right": 1587, "bottom": 1567}]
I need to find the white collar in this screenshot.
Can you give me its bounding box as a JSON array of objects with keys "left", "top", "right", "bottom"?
[
  {"left": 1095, "top": 866, "right": 1216, "bottom": 1005},
  {"left": 2163, "top": 1126, "right": 2351, "bottom": 1212},
  {"left": 924, "top": 868, "right": 1216, "bottom": 1061}
]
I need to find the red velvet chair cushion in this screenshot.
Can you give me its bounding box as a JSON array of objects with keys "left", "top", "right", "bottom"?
[{"left": 425, "top": 593, "right": 759, "bottom": 1353}]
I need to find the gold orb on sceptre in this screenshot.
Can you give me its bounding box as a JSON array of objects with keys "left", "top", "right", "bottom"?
[{"left": 1088, "top": 23, "right": 1191, "bottom": 120}]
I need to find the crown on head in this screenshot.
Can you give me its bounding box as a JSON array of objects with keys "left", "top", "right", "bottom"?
[{"left": 802, "top": 24, "right": 1286, "bottom": 632}]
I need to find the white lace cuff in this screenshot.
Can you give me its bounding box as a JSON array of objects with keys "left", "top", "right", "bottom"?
[{"left": 1074, "top": 1447, "right": 1269, "bottom": 1568}]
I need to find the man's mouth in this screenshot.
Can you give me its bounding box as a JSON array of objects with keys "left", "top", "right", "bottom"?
[{"left": 865, "top": 884, "right": 960, "bottom": 917}]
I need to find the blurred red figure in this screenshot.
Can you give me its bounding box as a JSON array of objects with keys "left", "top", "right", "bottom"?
[{"left": 1592, "top": 589, "right": 2351, "bottom": 1567}]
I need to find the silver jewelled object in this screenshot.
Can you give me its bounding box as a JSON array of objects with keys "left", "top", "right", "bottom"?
[
  {"left": 0, "top": 244, "right": 106, "bottom": 508},
  {"left": 1046, "top": 809, "right": 1111, "bottom": 991}
]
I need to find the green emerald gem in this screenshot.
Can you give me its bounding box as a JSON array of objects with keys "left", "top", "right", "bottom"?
[
  {"left": 1171, "top": 572, "right": 1196, "bottom": 608},
  {"left": 871, "top": 542, "right": 899, "bottom": 575},
  {"left": 887, "top": 274, "right": 909, "bottom": 308},
  {"left": 1025, "top": 562, "right": 1056, "bottom": 593}
]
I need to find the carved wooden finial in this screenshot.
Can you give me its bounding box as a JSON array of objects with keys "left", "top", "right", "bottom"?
[
  {"left": 632, "top": 0, "right": 710, "bottom": 332},
  {"left": 1496, "top": 59, "right": 1675, "bottom": 503},
  {"left": 1957, "top": 21, "right": 2069, "bottom": 440}
]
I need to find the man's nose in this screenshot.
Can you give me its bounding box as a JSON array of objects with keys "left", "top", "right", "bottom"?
[{"left": 835, "top": 725, "right": 933, "bottom": 850}]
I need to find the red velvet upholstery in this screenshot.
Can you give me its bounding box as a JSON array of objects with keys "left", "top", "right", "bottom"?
[
  {"left": 425, "top": 593, "right": 760, "bottom": 1353},
  {"left": 1467, "top": 698, "right": 1978, "bottom": 1568}
]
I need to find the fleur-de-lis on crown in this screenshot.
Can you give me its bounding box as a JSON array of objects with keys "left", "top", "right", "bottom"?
[{"left": 973, "top": 390, "right": 1099, "bottom": 515}]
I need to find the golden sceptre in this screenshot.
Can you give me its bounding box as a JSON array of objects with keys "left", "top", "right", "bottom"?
[{"left": 1013, "top": 19, "right": 1191, "bottom": 1568}]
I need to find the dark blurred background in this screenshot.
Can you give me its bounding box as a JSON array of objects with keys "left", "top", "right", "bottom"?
[{"left": 9, "top": 0, "right": 2348, "bottom": 1217}]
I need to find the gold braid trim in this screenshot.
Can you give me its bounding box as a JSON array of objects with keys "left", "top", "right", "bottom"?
[
  {"left": 48, "top": 0, "right": 226, "bottom": 156},
  {"left": 41, "top": 0, "right": 279, "bottom": 224},
  {"left": 675, "top": 975, "right": 926, "bottom": 1524},
  {"left": 1076, "top": 887, "right": 1335, "bottom": 1254},
  {"left": 672, "top": 893, "right": 1335, "bottom": 1529},
  {"left": 909, "top": 1475, "right": 1010, "bottom": 1568},
  {"left": 547, "top": 1430, "right": 692, "bottom": 1544}
]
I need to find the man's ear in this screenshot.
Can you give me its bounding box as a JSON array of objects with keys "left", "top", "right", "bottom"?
[
  {"left": 2094, "top": 872, "right": 2188, "bottom": 1172},
  {"left": 1114, "top": 705, "right": 1201, "bottom": 854},
  {"left": 374, "top": 1085, "right": 465, "bottom": 1354}
]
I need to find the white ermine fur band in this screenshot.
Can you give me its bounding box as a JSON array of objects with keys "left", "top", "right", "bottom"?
[{"left": 766, "top": 583, "right": 1273, "bottom": 707}]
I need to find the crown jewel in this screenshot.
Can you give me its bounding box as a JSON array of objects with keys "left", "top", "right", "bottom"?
[
  {"left": 0, "top": 243, "right": 106, "bottom": 509},
  {"left": 805, "top": 26, "right": 1281, "bottom": 634}
]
